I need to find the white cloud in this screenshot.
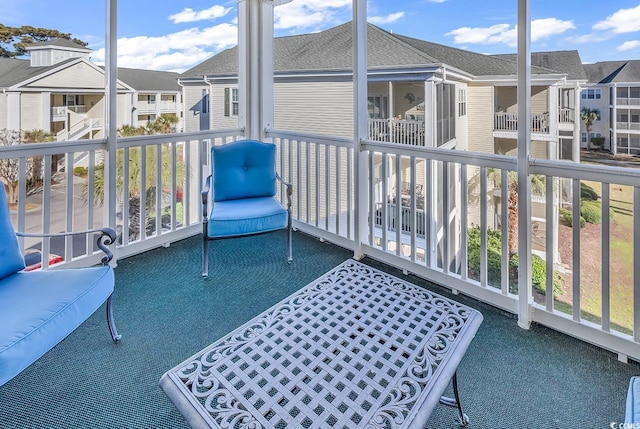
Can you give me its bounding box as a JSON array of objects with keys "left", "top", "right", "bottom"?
[
  {"left": 427, "top": 0, "right": 447, "bottom": 2},
  {"left": 446, "top": 18, "right": 575, "bottom": 48},
  {"left": 593, "top": 5, "right": 640, "bottom": 34},
  {"left": 369, "top": 12, "right": 404, "bottom": 25},
  {"left": 274, "top": 0, "right": 351, "bottom": 31},
  {"left": 92, "top": 23, "right": 238, "bottom": 72},
  {"left": 169, "top": 5, "right": 232, "bottom": 24},
  {"left": 618, "top": 40, "right": 640, "bottom": 52}
]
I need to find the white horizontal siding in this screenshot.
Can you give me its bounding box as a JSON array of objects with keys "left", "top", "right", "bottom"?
[{"left": 274, "top": 81, "right": 353, "bottom": 138}]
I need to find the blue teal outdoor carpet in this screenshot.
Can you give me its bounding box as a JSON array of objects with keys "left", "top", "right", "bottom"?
[{"left": 0, "top": 230, "right": 638, "bottom": 428}]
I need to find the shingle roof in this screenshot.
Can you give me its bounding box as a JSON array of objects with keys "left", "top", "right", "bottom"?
[
  {"left": 26, "top": 38, "right": 91, "bottom": 51},
  {"left": 0, "top": 57, "right": 179, "bottom": 91},
  {"left": 182, "top": 22, "right": 579, "bottom": 80},
  {"left": 108, "top": 67, "right": 180, "bottom": 91},
  {"left": 493, "top": 51, "right": 587, "bottom": 81},
  {"left": 0, "top": 58, "right": 75, "bottom": 88},
  {"left": 183, "top": 22, "right": 437, "bottom": 77},
  {"left": 583, "top": 60, "right": 640, "bottom": 84}
]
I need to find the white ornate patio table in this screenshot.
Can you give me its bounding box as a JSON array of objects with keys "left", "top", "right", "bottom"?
[{"left": 160, "top": 259, "right": 483, "bottom": 429}]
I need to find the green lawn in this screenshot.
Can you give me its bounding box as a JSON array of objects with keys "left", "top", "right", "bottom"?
[{"left": 554, "top": 180, "right": 634, "bottom": 335}]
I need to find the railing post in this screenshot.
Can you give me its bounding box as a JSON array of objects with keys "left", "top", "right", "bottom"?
[
  {"left": 104, "top": 0, "right": 118, "bottom": 264},
  {"left": 353, "top": 0, "right": 368, "bottom": 259},
  {"left": 517, "top": 0, "right": 533, "bottom": 329}
]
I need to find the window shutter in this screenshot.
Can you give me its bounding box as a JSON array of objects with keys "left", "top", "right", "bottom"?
[{"left": 224, "top": 88, "right": 230, "bottom": 117}]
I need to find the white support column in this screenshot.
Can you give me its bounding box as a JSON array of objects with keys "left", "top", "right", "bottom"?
[
  {"left": 353, "top": 0, "right": 368, "bottom": 259},
  {"left": 517, "top": 0, "right": 533, "bottom": 329},
  {"left": 7, "top": 93, "right": 20, "bottom": 131},
  {"left": 105, "top": 0, "right": 118, "bottom": 261},
  {"left": 238, "top": 0, "right": 276, "bottom": 140},
  {"left": 573, "top": 83, "right": 581, "bottom": 162},
  {"left": 388, "top": 81, "right": 394, "bottom": 119},
  {"left": 424, "top": 79, "right": 436, "bottom": 148},
  {"left": 611, "top": 84, "right": 618, "bottom": 155},
  {"left": 41, "top": 92, "right": 51, "bottom": 132}
]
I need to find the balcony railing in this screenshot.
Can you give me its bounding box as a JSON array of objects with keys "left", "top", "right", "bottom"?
[
  {"left": 495, "top": 112, "right": 550, "bottom": 133},
  {"left": 617, "top": 98, "right": 640, "bottom": 106},
  {"left": 559, "top": 108, "right": 575, "bottom": 123},
  {"left": 368, "top": 118, "right": 425, "bottom": 146},
  {"left": 617, "top": 122, "right": 640, "bottom": 131},
  {"left": 3, "top": 126, "right": 640, "bottom": 362}
]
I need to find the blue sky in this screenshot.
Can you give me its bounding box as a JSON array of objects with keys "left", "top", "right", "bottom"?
[{"left": 3, "top": 0, "right": 640, "bottom": 72}]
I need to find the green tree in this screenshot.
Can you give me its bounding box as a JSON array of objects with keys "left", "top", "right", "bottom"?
[
  {"left": 22, "top": 129, "right": 54, "bottom": 190},
  {"left": 0, "top": 129, "right": 25, "bottom": 204},
  {"left": 84, "top": 145, "right": 185, "bottom": 242},
  {"left": 483, "top": 154, "right": 546, "bottom": 258},
  {"left": 580, "top": 107, "right": 600, "bottom": 147},
  {"left": 0, "top": 24, "right": 87, "bottom": 58}
]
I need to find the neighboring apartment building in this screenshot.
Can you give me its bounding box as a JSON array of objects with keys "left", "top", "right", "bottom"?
[
  {"left": 0, "top": 38, "right": 184, "bottom": 141},
  {"left": 180, "top": 22, "right": 585, "bottom": 162},
  {"left": 582, "top": 60, "right": 640, "bottom": 155},
  {"left": 179, "top": 22, "right": 585, "bottom": 268}
]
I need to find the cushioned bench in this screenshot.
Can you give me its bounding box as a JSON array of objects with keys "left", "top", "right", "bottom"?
[
  {"left": 0, "top": 186, "right": 120, "bottom": 387},
  {"left": 626, "top": 376, "right": 640, "bottom": 424}
]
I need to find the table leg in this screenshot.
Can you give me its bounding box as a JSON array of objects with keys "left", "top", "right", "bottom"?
[{"left": 439, "top": 372, "right": 470, "bottom": 427}]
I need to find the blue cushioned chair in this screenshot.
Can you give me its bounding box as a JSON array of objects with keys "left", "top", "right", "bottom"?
[
  {"left": 0, "top": 185, "right": 120, "bottom": 387},
  {"left": 201, "top": 140, "right": 292, "bottom": 278},
  {"left": 626, "top": 376, "right": 640, "bottom": 424}
]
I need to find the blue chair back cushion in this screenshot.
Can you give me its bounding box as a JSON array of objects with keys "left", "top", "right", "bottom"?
[
  {"left": 0, "top": 186, "right": 25, "bottom": 280},
  {"left": 212, "top": 140, "right": 277, "bottom": 202}
]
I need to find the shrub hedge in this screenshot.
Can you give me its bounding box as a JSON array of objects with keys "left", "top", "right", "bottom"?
[{"left": 467, "top": 225, "right": 562, "bottom": 296}]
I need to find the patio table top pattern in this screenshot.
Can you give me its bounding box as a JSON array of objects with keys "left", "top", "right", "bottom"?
[{"left": 159, "top": 259, "right": 483, "bottom": 429}]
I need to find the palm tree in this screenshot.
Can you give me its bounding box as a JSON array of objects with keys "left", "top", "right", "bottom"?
[
  {"left": 84, "top": 123, "right": 185, "bottom": 242},
  {"left": 580, "top": 107, "right": 600, "bottom": 148},
  {"left": 488, "top": 169, "right": 546, "bottom": 257}
]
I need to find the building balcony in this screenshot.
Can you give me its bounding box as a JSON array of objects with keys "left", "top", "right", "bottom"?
[
  {"left": 1, "top": 3, "right": 639, "bottom": 427},
  {"left": 617, "top": 122, "right": 640, "bottom": 131},
  {"left": 0, "top": 117, "right": 639, "bottom": 428},
  {"left": 368, "top": 118, "right": 425, "bottom": 146},
  {"left": 494, "top": 112, "right": 550, "bottom": 133},
  {"left": 0, "top": 221, "right": 637, "bottom": 428}
]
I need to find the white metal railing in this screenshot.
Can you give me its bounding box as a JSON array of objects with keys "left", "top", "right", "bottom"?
[
  {"left": 56, "top": 118, "right": 102, "bottom": 142},
  {"left": 1, "top": 128, "right": 244, "bottom": 267},
  {"left": 617, "top": 98, "right": 640, "bottom": 106},
  {"left": 558, "top": 108, "right": 574, "bottom": 123},
  {"left": 51, "top": 106, "right": 67, "bottom": 118},
  {"left": 495, "top": 112, "right": 550, "bottom": 133},
  {"left": 267, "top": 128, "right": 640, "bottom": 361},
  {"left": 617, "top": 122, "right": 640, "bottom": 131},
  {"left": 368, "top": 119, "right": 425, "bottom": 146},
  {"left": 4, "top": 126, "right": 640, "bottom": 360},
  {"left": 67, "top": 105, "right": 87, "bottom": 114}
]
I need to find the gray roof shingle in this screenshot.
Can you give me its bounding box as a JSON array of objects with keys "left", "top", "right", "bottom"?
[
  {"left": 0, "top": 58, "right": 179, "bottom": 91},
  {"left": 108, "top": 67, "right": 180, "bottom": 91},
  {"left": 493, "top": 51, "right": 587, "bottom": 81},
  {"left": 27, "top": 38, "right": 91, "bottom": 51},
  {"left": 584, "top": 60, "right": 640, "bottom": 84},
  {"left": 182, "top": 22, "right": 581, "bottom": 80}
]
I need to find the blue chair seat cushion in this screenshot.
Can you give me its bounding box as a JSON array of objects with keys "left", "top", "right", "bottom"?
[
  {"left": 0, "top": 266, "right": 114, "bottom": 387},
  {"left": 207, "top": 197, "right": 287, "bottom": 238},
  {"left": 626, "top": 376, "right": 640, "bottom": 423}
]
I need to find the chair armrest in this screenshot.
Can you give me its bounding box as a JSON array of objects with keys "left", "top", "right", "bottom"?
[
  {"left": 276, "top": 173, "right": 293, "bottom": 209},
  {"left": 16, "top": 228, "right": 117, "bottom": 265},
  {"left": 202, "top": 174, "right": 212, "bottom": 218}
]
